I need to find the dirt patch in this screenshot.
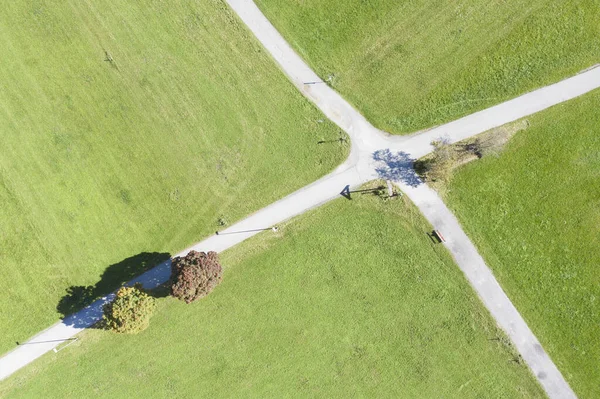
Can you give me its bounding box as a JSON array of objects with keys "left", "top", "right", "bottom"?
[
  {"left": 414, "top": 119, "right": 529, "bottom": 189},
  {"left": 469, "top": 119, "right": 529, "bottom": 157}
]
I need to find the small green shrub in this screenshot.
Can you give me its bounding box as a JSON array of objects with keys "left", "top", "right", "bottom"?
[
  {"left": 414, "top": 140, "right": 457, "bottom": 183},
  {"left": 170, "top": 251, "right": 223, "bottom": 304},
  {"left": 102, "top": 284, "right": 156, "bottom": 334}
]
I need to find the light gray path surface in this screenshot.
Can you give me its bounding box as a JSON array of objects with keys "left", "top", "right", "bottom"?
[
  {"left": 0, "top": 164, "right": 365, "bottom": 382},
  {"left": 2, "top": 1, "right": 600, "bottom": 396},
  {"left": 396, "top": 64, "right": 600, "bottom": 158},
  {"left": 398, "top": 182, "right": 574, "bottom": 398}
]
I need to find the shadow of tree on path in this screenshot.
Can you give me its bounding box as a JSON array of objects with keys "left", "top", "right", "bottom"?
[
  {"left": 57, "top": 252, "right": 171, "bottom": 324},
  {"left": 373, "top": 149, "right": 423, "bottom": 187}
]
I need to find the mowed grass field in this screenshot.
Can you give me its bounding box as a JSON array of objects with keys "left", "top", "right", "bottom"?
[
  {"left": 443, "top": 90, "right": 600, "bottom": 397},
  {"left": 0, "top": 191, "right": 544, "bottom": 398},
  {"left": 255, "top": 0, "right": 600, "bottom": 134},
  {"left": 0, "top": 0, "right": 348, "bottom": 353}
]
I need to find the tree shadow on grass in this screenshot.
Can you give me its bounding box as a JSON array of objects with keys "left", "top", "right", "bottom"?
[{"left": 57, "top": 252, "right": 171, "bottom": 327}]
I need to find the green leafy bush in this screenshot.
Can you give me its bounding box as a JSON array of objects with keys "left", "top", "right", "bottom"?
[
  {"left": 102, "top": 284, "right": 156, "bottom": 334},
  {"left": 170, "top": 251, "right": 223, "bottom": 304},
  {"left": 414, "top": 140, "right": 457, "bottom": 183}
]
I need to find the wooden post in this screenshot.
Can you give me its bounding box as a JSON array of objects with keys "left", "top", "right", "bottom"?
[{"left": 386, "top": 180, "right": 394, "bottom": 197}]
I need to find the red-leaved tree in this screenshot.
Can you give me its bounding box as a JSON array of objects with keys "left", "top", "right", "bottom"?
[{"left": 170, "top": 251, "right": 223, "bottom": 303}]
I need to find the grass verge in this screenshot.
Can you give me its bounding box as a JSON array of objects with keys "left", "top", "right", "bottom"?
[
  {"left": 441, "top": 90, "right": 600, "bottom": 397},
  {"left": 0, "top": 0, "right": 347, "bottom": 353},
  {"left": 0, "top": 185, "right": 543, "bottom": 398},
  {"left": 255, "top": 0, "right": 599, "bottom": 134}
]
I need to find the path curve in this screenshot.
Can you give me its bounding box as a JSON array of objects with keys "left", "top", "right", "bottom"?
[{"left": 2, "top": 1, "right": 600, "bottom": 396}]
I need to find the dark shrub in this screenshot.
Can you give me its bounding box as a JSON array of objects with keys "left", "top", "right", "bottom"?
[
  {"left": 102, "top": 283, "right": 156, "bottom": 334},
  {"left": 170, "top": 251, "right": 223, "bottom": 303}
]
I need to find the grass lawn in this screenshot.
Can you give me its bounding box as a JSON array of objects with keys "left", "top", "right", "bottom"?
[
  {"left": 442, "top": 90, "right": 600, "bottom": 397},
  {"left": 255, "top": 0, "right": 600, "bottom": 134},
  {"left": 0, "top": 0, "right": 348, "bottom": 353},
  {"left": 0, "top": 189, "right": 543, "bottom": 398}
]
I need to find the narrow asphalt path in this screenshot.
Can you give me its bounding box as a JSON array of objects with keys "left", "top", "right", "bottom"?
[
  {"left": 224, "top": 2, "right": 600, "bottom": 397},
  {"left": 0, "top": 165, "right": 365, "bottom": 382},
  {"left": 398, "top": 182, "right": 574, "bottom": 398},
  {"left": 1, "top": 1, "right": 600, "bottom": 396}
]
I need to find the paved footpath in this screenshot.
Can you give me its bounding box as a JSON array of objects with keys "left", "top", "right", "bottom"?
[
  {"left": 2, "top": 1, "right": 600, "bottom": 396},
  {"left": 398, "top": 182, "right": 575, "bottom": 398},
  {"left": 0, "top": 165, "right": 365, "bottom": 382}
]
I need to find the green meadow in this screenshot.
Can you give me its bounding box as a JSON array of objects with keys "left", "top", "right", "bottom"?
[
  {"left": 0, "top": 0, "right": 347, "bottom": 353},
  {"left": 444, "top": 90, "right": 600, "bottom": 397},
  {"left": 0, "top": 190, "right": 543, "bottom": 398},
  {"left": 255, "top": 0, "right": 600, "bottom": 133}
]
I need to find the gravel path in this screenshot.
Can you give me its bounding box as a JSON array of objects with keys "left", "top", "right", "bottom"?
[{"left": 2, "top": 1, "right": 600, "bottom": 396}]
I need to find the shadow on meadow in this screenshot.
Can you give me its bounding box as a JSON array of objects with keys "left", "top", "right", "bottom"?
[{"left": 56, "top": 252, "right": 171, "bottom": 327}]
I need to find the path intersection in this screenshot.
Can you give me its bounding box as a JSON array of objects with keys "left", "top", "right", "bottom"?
[{"left": 2, "top": 1, "right": 600, "bottom": 397}]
